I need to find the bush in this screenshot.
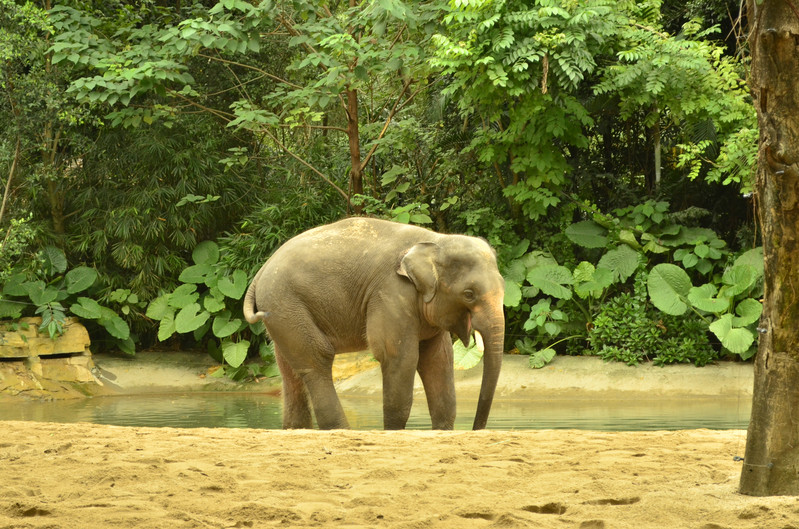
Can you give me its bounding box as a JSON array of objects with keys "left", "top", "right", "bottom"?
[{"left": 588, "top": 285, "right": 717, "bottom": 367}]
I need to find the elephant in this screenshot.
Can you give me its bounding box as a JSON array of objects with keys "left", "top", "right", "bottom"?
[{"left": 243, "top": 217, "right": 505, "bottom": 430}]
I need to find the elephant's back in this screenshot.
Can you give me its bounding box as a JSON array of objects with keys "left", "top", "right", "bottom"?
[{"left": 256, "top": 217, "right": 436, "bottom": 302}]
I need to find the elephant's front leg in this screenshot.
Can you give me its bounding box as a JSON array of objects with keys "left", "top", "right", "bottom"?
[
  {"left": 418, "top": 333, "right": 456, "bottom": 430},
  {"left": 374, "top": 338, "right": 419, "bottom": 430}
]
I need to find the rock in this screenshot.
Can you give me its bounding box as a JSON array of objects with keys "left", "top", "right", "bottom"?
[
  {"left": 0, "top": 317, "right": 90, "bottom": 358},
  {"left": 0, "top": 317, "right": 107, "bottom": 399}
]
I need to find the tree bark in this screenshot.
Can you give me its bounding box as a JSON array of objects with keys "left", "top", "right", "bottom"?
[
  {"left": 347, "top": 86, "right": 363, "bottom": 213},
  {"left": 739, "top": 0, "right": 799, "bottom": 496},
  {"left": 346, "top": 0, "right": 363, "bottom": 214}
]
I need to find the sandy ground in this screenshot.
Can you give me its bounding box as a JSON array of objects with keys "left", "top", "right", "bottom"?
[
  {"left": 4, "top": 354, "right": 794, "bottom": 528},
  {"left": 2, "top": 422, "right": 799, "bottom": 529}
]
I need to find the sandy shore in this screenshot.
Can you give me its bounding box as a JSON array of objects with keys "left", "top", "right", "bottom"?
[
  {"left": 3, "top": 354, "right": 786, "bottom": 528},
  {"left": 2, "top": 421, "right": 798, "bottom": 529}
]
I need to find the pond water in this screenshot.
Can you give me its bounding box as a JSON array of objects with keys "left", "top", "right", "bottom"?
[{"left": 0, "top": 393, "right": 751, "bottom": 431}]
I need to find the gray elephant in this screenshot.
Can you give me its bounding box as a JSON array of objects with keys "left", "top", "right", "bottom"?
[{"left": 243, "top": 217, "right": 505, "bottom": 430}]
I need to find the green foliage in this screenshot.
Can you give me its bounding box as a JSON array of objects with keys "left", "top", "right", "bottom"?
[
  {"left": 0, "top": 246, "right": 132, "bottom": 351},
  {"left": 0, "top": 0, "right": 761, "bottom": 368},
  {"left": 589, "top": 285, "right": 717, "bottom": 367},
  {"left": 0, "top": 214, "right": 35, "bottom": 283},
  {"left": 145, "top": 241, "right": 271, "bottom": 376},
  {"left": 647, "top": 247, "right": 763, "bottom": 359},
  {"left": 502, "top": 231, "right": 636, "bottom": 365},
  {"left": 432, "top": 0, "right": 620, "bottom": 219},
  {"left": 595, "top": 15, "right": 756, "bottom": 192},
  {"left": 503, "top": 198, "right": 759, "bottom": 367},
  {"left": 66, "top": 117, "right": 262, "bottom": 316}
]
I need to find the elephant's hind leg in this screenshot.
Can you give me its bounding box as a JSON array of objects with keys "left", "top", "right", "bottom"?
[
  {"left": 275, "top": 346, "right": 313, "bottom": 429},
  {"left": 270, "top": 315, "right": 350, "bottom": 430}
]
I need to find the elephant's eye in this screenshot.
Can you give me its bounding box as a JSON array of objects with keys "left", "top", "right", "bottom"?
[{"left": 463, "top": 289, "right": 476, "bottom": 302}]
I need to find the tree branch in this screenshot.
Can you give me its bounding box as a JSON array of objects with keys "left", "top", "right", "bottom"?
[
  {"left": 167, "top": 89, "right": 236, "bottom": 121},
  {"left": 260, "top": 128, "right": 350, "bottom": 203},
  {"left": 359, "top": 77, "right": 413, "bottom": 172},
  {"left": 195, "top": 52, "right": 303, "bottom": 90}
]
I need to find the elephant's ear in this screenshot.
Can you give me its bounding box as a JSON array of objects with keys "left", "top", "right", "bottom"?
[{"left": 398, "top": 242, "right": 440, "bottom": 303}]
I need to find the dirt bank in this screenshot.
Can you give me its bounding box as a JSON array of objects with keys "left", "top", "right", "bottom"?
[{"left": 2, "top": 421, "right": 797, "bottom": 529}]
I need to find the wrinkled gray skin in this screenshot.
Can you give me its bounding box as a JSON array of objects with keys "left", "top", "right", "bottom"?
[{"left": 243, "top": 217, "right": 505, "bottom": 430}]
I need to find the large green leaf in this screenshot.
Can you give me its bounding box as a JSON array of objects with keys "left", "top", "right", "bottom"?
[
  {"left": 573, "top": 266, "right": 613, "bottom": 299},
  {"left": 158, "top": 311, "right": 176, "bottom": 341},
  {"left": 65, "top": 267, "right": 98, "bottom": 294},
  {"left": 179, "top": 263, "right": 213, "bottom": 284},
  {"left": 647, "top": 264, "right": 691, "bottom": 315},
  {"left": 222, "top": 339, "right": 249, "bottom": 368},
  {"left": 146, "top": 294, "right": 172, "bottom": 320},
  {"left": 734, "top": 247, "right": 764, "bottom": 276},
  {"left": 0, "top": 299, "right": 23, "bottom": 319},
  {"left": 722, "top": 264, "right": 758, "bottom": 297},
  {"left": 2, "top": 273, "right": 29, "bottom": 296},
  {"left": 502, "top": 259, "right": 527, "bottom": 284},
  {"left": 572, "top": 261, "right": 596, "bottom": 282},
  {"left": 41, "top": 246, "right": 67, "bottom": 275},
  {"left": 709, "top": 314, "right": 755, "bottom": 355},
  {"left": 203, "top": 292, "right": 227, "bottom": 313},
  {"left": 618, "top": 229, "right": 641, "bottom": 250},
  {"left": 168, "top": 284, "right": 199, "bottom": 308},
  {"left": 212, "top": 311, "right": 242, "bottom": 338},
  {"left": 564, "top": 221, "right": 609, "bottom": 249},
  {"left": 687, "top": 284, "right": 730, "bottom": 314},
  {"left": 597, "top": 244, "right": 640, "bottom": 283},
  {"left": 174, "top": 303, "right": 210, "bottom": 333},
  {"left": 218, "top": 269, "right": 248, "bottom": 299},
  {"left": 503, "top": 279, "right": 522, "bottom": 308},
  {"left": 25, "top": 281, "right": 59, "bottom": 306},
  {"left": 192, "top": 241, "right": 220, "bottom": 265},
  {"left": 733, "top": 298, "right": 763, "bottom": 326},
  {"left": 453, "top": 338, "right": 483, "bottom": 370},
  {"left": 70, "top": 297, "right": 103, "bottom": 319},
  {"left": 98, "top": 308, "right": 131, "bottom": 340},
  {"left": 527, "top": 265, "right": 573, "bottom": 300}
]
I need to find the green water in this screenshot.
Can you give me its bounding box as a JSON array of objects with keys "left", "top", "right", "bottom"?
[{"left": 0, "top": 393, "right": 751, "bottom": 430}]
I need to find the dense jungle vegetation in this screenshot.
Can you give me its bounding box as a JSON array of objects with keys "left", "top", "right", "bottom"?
[{"left": 0, "top": 0, "right": 762, "bottom": 376}]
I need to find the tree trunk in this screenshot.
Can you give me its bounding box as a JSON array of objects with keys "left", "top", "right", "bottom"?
[
  {"left": 346, "top": 86, "right": 363, "bottom": 214},
  {"left": 346, "top": 0, "right": 363, "bottom": 215},
  {"left": 0, "top": 137, "right": 20, "bottom": 227},
  {"left": 739, "top": 0, "right": 799, "bottom": 496}
]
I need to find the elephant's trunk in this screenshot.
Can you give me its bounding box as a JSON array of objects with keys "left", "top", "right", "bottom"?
[{"left": 472, "top": 316, "right": 504, "bottom": 430}]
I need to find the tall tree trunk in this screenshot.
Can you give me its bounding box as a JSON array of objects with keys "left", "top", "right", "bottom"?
[
  {"left": 346, "top": 0, "right": 363, "bottom": 214},
  {"left": 653, "top": 114, "right": 661, "bottom": 190},
  {"left": 347, "top": 86, "right": 363, "bottom": 214},
  {"left": 739, "top": 0, "right": 799, "bottom": 496}
]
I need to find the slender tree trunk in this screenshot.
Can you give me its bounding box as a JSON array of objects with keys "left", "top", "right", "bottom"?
[
  {"left": 653, "top": 114, "right": 661, "bottom": 189},
  {"left": 347, "top": 86, "right": 363, "bottom": 213},
  {"left": 346, "top": 0, "right": 363, "bottom": 214},
  {"left": 739, "top": 0, "right": 799, "bottom": 496},
  {"left": 0, "top": 137, "right": 20, "bottom": 227}
]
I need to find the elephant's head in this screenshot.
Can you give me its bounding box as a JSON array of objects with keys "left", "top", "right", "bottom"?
[{"left": 398, "top": 235, "right": 505, "bottom": 429}]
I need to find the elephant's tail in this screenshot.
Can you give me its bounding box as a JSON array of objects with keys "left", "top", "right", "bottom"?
[{"left": 243, "top": 272, "right": 267, "bottom": 324}]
